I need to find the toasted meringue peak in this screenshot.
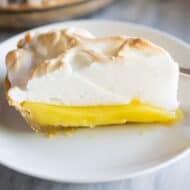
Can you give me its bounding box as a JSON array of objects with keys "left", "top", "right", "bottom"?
[
  {"left": 117, "top": 38, "right": 165, "bottom": 57},
  {"left": 6, "top": 27, "right": 179, "bottom": 110},
  {"left": 30, "top": 57, "right": 64, "bottom": 79},
  {"left": 6, "top": 49, "right": 34, "bottom": 87}
]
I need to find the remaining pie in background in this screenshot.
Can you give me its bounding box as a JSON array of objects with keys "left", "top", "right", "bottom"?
[{"left": 0, "top": 0, "right": 82, "bottom": 9}]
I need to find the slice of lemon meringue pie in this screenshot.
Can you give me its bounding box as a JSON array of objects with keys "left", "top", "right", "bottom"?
[{"left": 5, "top": 28, "right": 181, "bottom": 133}]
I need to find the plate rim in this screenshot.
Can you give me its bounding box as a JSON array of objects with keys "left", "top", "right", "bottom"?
[{"left": 1, "top": 19, "right": 190, "bottom": 183}]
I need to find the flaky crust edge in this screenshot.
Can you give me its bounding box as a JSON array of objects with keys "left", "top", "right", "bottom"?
[{"left": 4, "top": 77, "right": 63, "bottom": 135}]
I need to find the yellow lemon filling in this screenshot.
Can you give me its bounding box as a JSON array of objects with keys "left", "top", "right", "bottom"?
[{"left": 21, "top": 100, "right": 182, "bottom": 127}]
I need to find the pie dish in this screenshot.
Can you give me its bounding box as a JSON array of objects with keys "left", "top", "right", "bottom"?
[
  {"left": 0, "top": 0, "right": 83, "bottom": 10},
  {"left": 5, "top": 27, "right": 182, "bottom": 133},
  {"left": 0, "top": 0, "right": 113, "bottom": 28}
]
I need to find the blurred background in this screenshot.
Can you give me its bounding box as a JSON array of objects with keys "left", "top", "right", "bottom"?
[
  {"left": 1, "top": 0, "right": 190, "bottom": 42},
  {"left": 1, "top": 0, "right": 190, "bottom": 190}
]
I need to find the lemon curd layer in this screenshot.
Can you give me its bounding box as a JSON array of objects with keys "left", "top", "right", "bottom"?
[{"left": 22, "top": 100, "right": 182, "bottom": 127}]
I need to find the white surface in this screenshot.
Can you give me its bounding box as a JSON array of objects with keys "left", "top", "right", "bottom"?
[
  {"left": 0, "top": 20, "right": 190, "bottom": 183},
  {"left": 7, "top": 28, "right": 179, "bottom": 110}
]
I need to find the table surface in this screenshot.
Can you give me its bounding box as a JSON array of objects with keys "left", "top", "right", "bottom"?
[{"left": 1, "top": 0, "right": 190, "bottom": 189}]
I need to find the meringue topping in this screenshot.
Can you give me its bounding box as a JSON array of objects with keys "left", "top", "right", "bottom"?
[{"left": 6, "top": 28, "right": 179, "bottom": 110}]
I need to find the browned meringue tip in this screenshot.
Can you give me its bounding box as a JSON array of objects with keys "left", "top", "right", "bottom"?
[
  {"left": 17, "top": 32, "right": 32, "bottom": 48},
  {"left": 6, "top": 50, "right": 17, "bottom": 70},
  {"left": 30, "top": 59, "right": 64, "bottom": 80}
]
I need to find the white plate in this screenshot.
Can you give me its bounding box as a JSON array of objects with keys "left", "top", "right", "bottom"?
[{"left": 0, "top": 20, "right": 190, "bottom": 183}]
